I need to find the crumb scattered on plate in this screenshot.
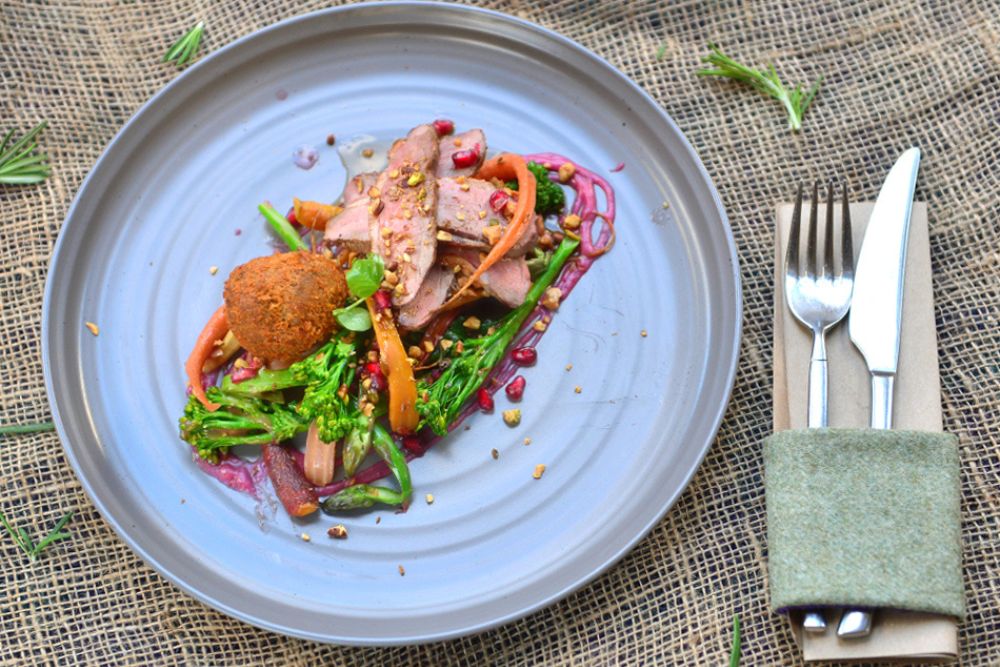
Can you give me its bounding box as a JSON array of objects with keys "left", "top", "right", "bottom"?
[
  {"left": 533, "top": 464, "right": 546, "bottom": 480},
  {"left": 84, "top": 321, "right": 99, "bottom": 336}
]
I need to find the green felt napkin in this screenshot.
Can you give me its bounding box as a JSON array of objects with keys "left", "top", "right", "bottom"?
[{"left": 765, "top": 428, "right": 964, "bottom": 620}]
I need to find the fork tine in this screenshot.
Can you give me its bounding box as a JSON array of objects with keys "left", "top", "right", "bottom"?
[
  {"left": 806, "top": 182, "right": 818, "bottom": 279},
  {"left": 785, "top": 183, "right": 803, "bottom": 278},
  {"left": 841, "top": 182, "right": 854, "bottom": 276},
  {"left": 824, "top": 182, "right": 835, "bottom": 278}
]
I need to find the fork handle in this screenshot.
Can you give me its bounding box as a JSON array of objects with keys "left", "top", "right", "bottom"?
[{"left": 807, "top": 332, "right": 829, "bottom": 428}]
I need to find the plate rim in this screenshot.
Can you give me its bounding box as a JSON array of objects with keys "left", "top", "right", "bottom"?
[{"left": 42, "top": 0, "right": 742, "bottom": 645}]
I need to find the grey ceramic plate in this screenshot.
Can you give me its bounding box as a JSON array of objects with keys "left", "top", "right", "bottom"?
[{"left": 43, "top": 2, "right": 740, "bottom": 645}]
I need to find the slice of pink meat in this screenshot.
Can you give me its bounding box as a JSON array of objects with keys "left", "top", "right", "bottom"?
[
  {"left": 343, "top": 172, "right": 377, "bottom": 206},
  {"left": 437, "top": 177, "right": 538, "bottom": 257},
  {"left": 323, "top": 199, "right": 372, "bottom": 252},
  {"left": 371, "top": 125, "right": 440, "bottom": 306},
  {"left": 441, "top": 247, "right": 531, "bottom": 308},
  {"left": 437, "top": 129, "right": 486, "bottom": 178},
  {"left": 397, "top": 265, "right": 455, "bottom": 330}
]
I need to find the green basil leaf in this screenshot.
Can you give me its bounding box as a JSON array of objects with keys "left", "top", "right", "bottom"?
[
  {"left": 335, "top": 306, "right": 372, "bottom": 332},
  {"left": 345, "top": 254, "right": 385, "bottom": 299}
]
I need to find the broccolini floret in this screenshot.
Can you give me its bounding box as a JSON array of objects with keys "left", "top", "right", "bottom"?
[
  {"left": 179, "top": 387, "right": 309, "bottom": 462},
  {"left": 507, "top": 161, "right": 565, "bottom": 215},
  {"left": 222, "top": 339, "right": 359, "bottom": 442}
]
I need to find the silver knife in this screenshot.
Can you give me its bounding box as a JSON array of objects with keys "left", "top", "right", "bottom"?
[{"left": 840, "top": 147, "right": 921, "bottom": 638}]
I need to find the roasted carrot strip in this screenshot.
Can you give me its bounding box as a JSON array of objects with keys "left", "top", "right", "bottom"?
[
  {"left": 185, "top": 305, "right": 228, "bottom": 410},
  {"left": 366, "top": 298, "right": 418, "bottom": 435},
  {"left": 293, "top": 197, "right": 343, "bottom": 231},
  {"left": 263, "top": 444, "right": 319, "bottom": 517},
  {"left": 439, "top": 153, "right": 536, "bottom": 310}
]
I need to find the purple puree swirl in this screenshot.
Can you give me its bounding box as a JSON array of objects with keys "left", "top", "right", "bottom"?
[{"left": 197, "top": 152, "right": 616, "bottom": 500}]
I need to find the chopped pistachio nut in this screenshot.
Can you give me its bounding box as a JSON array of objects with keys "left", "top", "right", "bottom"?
[
  {"left": 209, "top": 265, "right": 219, "bottom": 275},
  {"left": 422, "top": 340, "right": 434, "bottom": 353},
  {"left": 327, "top": 524, "right": 348, "bottom": 539},
  {"left": 562, "top": 214, "right": 582, "bottom": 230},
  {"left": 300, "top": 532, "right": 311, "bottom": 542},
  {"left": 533, "top": 320, "right": 547, "bottom": 332},
  {"left": 440, "top": 339, "right": 454, "bottom": 351},
  {"left": 482, "top": 224, "right": 502, "bottom": 246},
  {"left": 436, "top": 230, "right": 453, "bottom": 242},
  {"left": 541, "top": 287, "right": 562, "bottom": 310},
  {"left": 84, "top": 321, "right": 99, "bottom": 336},
  {"left": 408, "top": 345, "right": 424, "bottom": 359},
  {"left": 398, "top": 564, "right": 406, "bottom": 576},
  {"left": 565, "top": 363, "right": 573, "bottom": 371},
  {"left": 533, "top": 464, "right": 547, "bottom": 480},
  {"left": 523, "top": 437, "right": 532, "bottom": 445},
  {"left": 640, "top": 329, "right": 648, "bottom": 337},
  {"left": 558, "top": 162, "right": 576, "bottom": 182},
  {"left": 407, "top": 171, "right": 425, "bottom": 187},
  {"left": 574, "top": 385, "right": 582, "bottom": 394},
  {"left": 362, "top": 148, "right": 374, "bottom": 158},
  {"left": 502, "top": 409, "right": 521, "bottom": 427},
  {"left": 425, "top": 494, "right": 434, "bottom": 505},
  {"left": 463, "top": 316, "right": 481, "bottom": 330},
  {"left": 491, "top": 448, "right": 499, "bottom": 459}
]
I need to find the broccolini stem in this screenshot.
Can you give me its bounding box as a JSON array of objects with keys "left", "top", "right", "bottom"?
[
  {"left": 371, "top": 423, "right": 411, "bottom": 505},
  {"left": 259, "top": 202, "right": 307, "bottom": 251},
  {"left": 320, "top": 484, "right": 405, "bottom": 512}
]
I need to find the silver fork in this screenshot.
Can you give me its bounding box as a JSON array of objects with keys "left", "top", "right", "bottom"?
[{"left": 784, "top": 182, "right": 855, "bottom": 633}]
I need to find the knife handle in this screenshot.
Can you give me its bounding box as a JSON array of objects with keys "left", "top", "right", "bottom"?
[
  {"left": 870, "top": 373, "right": 894, "bottom": 430},
  {"left": 807, "top": 333, "right": 829, "bottom": 428}
]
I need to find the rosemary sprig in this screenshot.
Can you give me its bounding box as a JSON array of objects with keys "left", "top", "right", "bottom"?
[
  {"left": 0, "top": 421, "right": 55, "bottom": 436},
  {"left": 164, "top": 21, "right": 204, "bottom": 67},
  {"left": 696, "top": 44, "right": 821, "bottom": 132},
  {"left": 0, "top": 122, "right": 51, "bottom": 185},
  {"left": 729, "top": 614, "right": 742, "bottom": 667},
  {"left": 0, "top": 509, "right": 73, "bottom": 561}
]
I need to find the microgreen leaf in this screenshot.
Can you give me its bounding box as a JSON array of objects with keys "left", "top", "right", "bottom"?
[
  {"left": 0, "top": 122, "right": 51, "bottom": 185},
  {"left": 345, "top": 255, "right": 385, "bottom": 299},
  {"left": 729, "top": 615, "right": 741, "bottom": 667},
  {"left": 334, "top": 305, "right": 373, "bottom": 332},
  {"left": 164, "top": 21, "right": 205, "bottom": 68},
  {"left": 0, "top": 421, "right": 55, "bottom": 436},
  {"left": 1, "top": 509, "right": 73, "bottom": 561},
  {"left": 696, "top": 44, "right": 821, "bottom": 132}
]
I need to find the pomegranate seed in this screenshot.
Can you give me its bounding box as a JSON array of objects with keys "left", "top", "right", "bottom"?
[
  {"left": 363, "top": 361, "right": 386, "bottom": 392},
  {"left": 489, "top": 189, "right": 509, "bottom": 212},
  {"left": 477, "top": 388, "right": 494, "bottom": 412},
  {"left": 432, "top": 119, "right": 455, "bottom": 136},
  {"left": 373, "top": 289, "right": 392, "bottom": 311},
  {"left": 511, "top": 347, "right": 537, "bottom": 366},
  {"left": 286, "top": 207, "right": 297, "bottom": 225},
  {"left": 402, "top": 435, "right": 426, "bottom": 454},
  {"left": 451, "top": 144, "right": 481, "bottom": 169},
  {"left": 505, "top": 376, "right": 526, "bottom": 401}
]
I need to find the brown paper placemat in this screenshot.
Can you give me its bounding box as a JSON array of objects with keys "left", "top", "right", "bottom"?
[{"left": 2, "top": 1, "right": 998, "bottom": 665}]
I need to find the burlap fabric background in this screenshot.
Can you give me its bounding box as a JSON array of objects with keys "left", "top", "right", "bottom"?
[{"left": 2, "top": 1, "right": 998, "bottom": 664}]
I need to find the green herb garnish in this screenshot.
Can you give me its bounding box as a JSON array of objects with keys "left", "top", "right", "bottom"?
[
  {"left": 0, "top": 421, "right": 55, "bottom": 436},
  {"left": 696, "top": 44, "right": 821, "bottom": 132},
  {"left": 334, "top": 254, "right": 385, "bottom": 332},
  {"left": 0, "top": 122, "right": 51, "bottom": 185},
  {"left": 655, "top": 44, "right": 668, "bottom": 60},
  {"left": 0, "top": 509, "right": 73, "bottom": 561},
  {"left": 729, "top": 614, "right": 742, "bottom": 667},
  {"left": 163, "top": 21, "right": 204, "bottom": 68}
]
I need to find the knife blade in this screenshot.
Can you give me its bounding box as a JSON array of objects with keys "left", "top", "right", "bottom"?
[
  {"left": 848, "top": 147, "right": 921, "bottom": 430},
  {"left": 839, "top": 147, "right": 921, "bottom": 639}
]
